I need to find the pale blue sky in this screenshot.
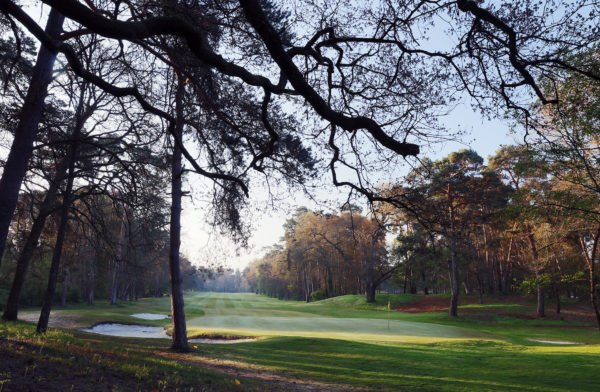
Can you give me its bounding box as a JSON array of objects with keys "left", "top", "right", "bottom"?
[{"left": 180, "top": 101, "right": 516, "bottom": 270}]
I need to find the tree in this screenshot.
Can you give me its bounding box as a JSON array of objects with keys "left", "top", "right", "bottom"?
[
  {"left": 0, "top": 9, "right": 64, "bottom": 268},
  {"left": 489, "top": 145, "right": 552, "bottom": 317},
  {"left": 397, "top": 150, "right": 506, "bottom": 316},
  {"left": 529, "top": 49, "right": 600, "bottom": 327}
]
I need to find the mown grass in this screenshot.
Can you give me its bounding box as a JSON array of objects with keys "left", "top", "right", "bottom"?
[
  {"left": 7, "top": 291, "right": 600, "bottom": 391},
  {"left": 200, "top": 336, "right": 600, "bottom": 391}
]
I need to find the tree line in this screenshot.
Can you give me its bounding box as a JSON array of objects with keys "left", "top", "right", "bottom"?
[{"left": 247, "top": 135, "right": 600, "bottom": 330}]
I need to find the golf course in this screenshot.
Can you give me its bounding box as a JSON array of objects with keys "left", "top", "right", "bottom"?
[{"left": 3, "top": 292, "right": 599, "bottom": 391}]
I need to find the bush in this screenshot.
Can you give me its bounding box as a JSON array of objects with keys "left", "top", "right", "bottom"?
[{"left": 310, "top": 289, "right": 326, "bottom": 301}]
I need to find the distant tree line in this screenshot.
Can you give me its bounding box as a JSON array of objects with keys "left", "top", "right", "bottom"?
[
  {"left": 0, "top": 191, "right": 202, "bottom": 309},
  {"left": 244, "top": 207, "right": 396, "bottom": 303},
  {"left": 198, "top": 268, "right": 250, "bottom": 293},
  {"left": 247, "top": 140, "right": 600, "bottom": 329}
]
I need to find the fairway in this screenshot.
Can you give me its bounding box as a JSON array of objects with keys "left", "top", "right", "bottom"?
[{"left": 186, "top": 292, "right": 487, "bottom": 342}]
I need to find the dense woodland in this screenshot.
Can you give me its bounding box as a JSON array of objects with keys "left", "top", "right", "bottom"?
[{"left": 1, "top": 0, "right": 600, "bottom": 354}]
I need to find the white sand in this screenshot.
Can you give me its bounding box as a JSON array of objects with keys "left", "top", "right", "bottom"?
[
  {"left": 131, "top": 313, "right": 170, "bottom": 320},
  {"left": 528, "top": 339, "right": 581, "bottom": 345},
  {"left": 81, "top": 323, "right": 169, "bottom": 338}
]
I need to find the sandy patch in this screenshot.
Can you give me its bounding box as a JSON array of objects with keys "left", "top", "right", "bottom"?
[
  {"left": 528, "top": 339, "right": 581, "bottom": 345},
  {"left": 131, "top": 313, "right": 170, "bottom": 320},
  {"left": 19, "top": 312, "right": 79, "bottom": 329},
  {"left": 81, "top": 323, "right": 169, "bottom": 338}
]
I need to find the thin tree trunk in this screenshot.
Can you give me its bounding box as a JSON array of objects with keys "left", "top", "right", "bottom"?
[
  {"left": 0, "top": 9, "right": 64, "bottom": 267},
  {"left": 579, "top": 229, "right": 600, "bottom": 330},
  {"left": 88, "top": 255, "right": 95, "bottom": 305},
  {"left": 110, "top": 213, "right": 126, "bottom": 305},
  {"left": 87, "top": 230, "right": 95, "bottom": 305},
  {"left": 526, "top": 224, "right": 544, "bottom": 318},
  {"left": 60, "top": 267, "right": 70, "bottom": 307},
  {"left": 36, "top": 79, "right": 87, "bottom": 333},
  {"left": 448, "top": 193, "right": 459, "bottom": 317},
  {"left": 37, "top": 142, "right": 79, "bottom": 333},
  {"left": 2, "top": 159, "right": 68, "bottom": 321},
  {"left": 168, "top": 78, "right": 188, "bottom": 351},
  {"left": 365, "top": 257, "right": 376, "bottom": 303}
]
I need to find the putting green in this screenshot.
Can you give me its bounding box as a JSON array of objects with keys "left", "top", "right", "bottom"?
[
  {"left": 187, "top": 315, "right": 487, "bottom": 342},
  {"left": 185, "top": 292, "right": 489, "bottom": 343}
]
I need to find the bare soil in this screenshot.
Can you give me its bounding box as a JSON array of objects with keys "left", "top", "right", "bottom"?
[{"left": 18, "top": 312, "right": 80, "bottom": 329}]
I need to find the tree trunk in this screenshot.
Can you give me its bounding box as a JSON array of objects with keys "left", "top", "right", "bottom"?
[
  {"left": 60, "top": 267, "right": 70, "bottom": 307},
  {"left": 365, "top": 282, "right": 376, "bottom": 303},
  {"left": 526, "top": 226, "right": 545, "bottom": 318},
  {"left": 168, "top": 78, "right": 188, "bottom": 351},
  {"left": 0, "top": 9, "right": 65, "bottom": 267},
  {"left": 448, "top": 197, "right": 459, "bottom": 317},
  {"left": 579, "top": 229, "right": 600, "bottom": 330},
  {"left": 87, "top": 232, "right": 95, "bottom": 305},
  {"left": 110, "top": 212, "right": 126, "bottom": 305},
  {"left": 449, "top": 246, "right": 459, "bottom": 317},
  {"left": 37, "top": 145, "right": 78, "bottom": 333},
  {"left": 476, "top": 272, "right": 484, "bottom": 305},
  {"left": 365, "top": 256, "right": 376, "bottom": 303},
  {"left": 2, "top": 159, "right": 68, "bottom": 321},
  {"left": 36, "top": 81, "right": 85, "bottom": 333}
]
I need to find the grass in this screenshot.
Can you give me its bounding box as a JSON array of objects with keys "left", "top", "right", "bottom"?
[
  {"left": 0, "top": 320, "right": 260, "bottom": 391},
  {"left": 4, "top": 291, "right": 600, "bottom": 391},
  {"left": 202, "top": 336, "right": 600, "bottom": 391}
]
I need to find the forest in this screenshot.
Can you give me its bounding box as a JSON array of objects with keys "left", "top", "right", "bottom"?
[{"left": 1, "top": 0, "right": 600, "bottom": 391}]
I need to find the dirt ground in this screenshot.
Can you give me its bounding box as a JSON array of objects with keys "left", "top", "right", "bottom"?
[{"left": 17, "top": 312, "right": 81, "bottom": 328}]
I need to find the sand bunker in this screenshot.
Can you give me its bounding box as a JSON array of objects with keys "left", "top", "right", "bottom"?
[
  {"left": 131, "top": 313, "right": 170, "bottom": 320},
  {"left": 82, "top": 323, "right": 254, "bottom": 343},
  {"left": 189, "top": 337, "right": 256, "bottom": 344},
  {"left": 82, "top": 323, "right": 169, "bottom": 338},
  {"left": 528, "top": 339, "right": 581, "bottom": 345}
]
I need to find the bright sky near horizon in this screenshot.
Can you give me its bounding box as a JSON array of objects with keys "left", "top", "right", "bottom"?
[{"left": 180, "top": 101, "right": 517, "bottom": 271}]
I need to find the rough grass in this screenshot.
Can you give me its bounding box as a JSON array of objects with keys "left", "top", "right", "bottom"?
[{"left": 0, "top": 321, "right": 260, "bottom": 392}]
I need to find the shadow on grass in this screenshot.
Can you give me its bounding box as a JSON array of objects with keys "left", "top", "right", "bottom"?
[{"left": 201, "top": 336, "right": 600, "bottom": 391}]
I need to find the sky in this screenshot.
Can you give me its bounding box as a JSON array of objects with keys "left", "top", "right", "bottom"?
[
  {"left": 177, "top": 2, "right": 527, "bottom": 272},
  {"left": 179, "top": 100, "right": 517, "bottom": 271}
]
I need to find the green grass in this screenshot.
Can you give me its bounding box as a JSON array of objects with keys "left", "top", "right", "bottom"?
[
  {"left": 0, "top": 320, "right": 260, "bottom": 391},
  {"left": 8, "top": 291, "right": 600, "bottom": 391},
  {"left": 201, "top": 336, "right": 600, "bottom": 391}
]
